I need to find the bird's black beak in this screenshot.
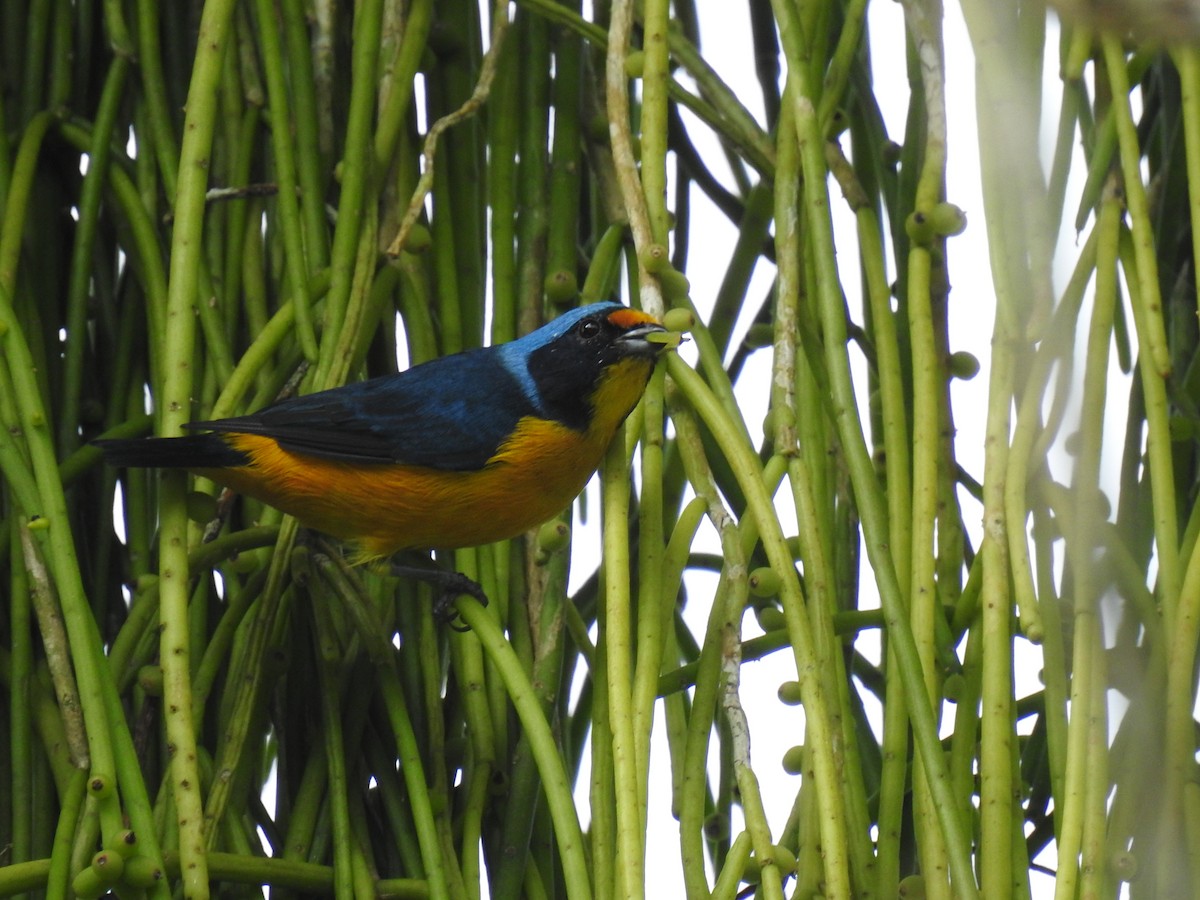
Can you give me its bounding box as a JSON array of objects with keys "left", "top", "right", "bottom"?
[{"left": 617, "top": 321, "right": 673, "bottom": 357}]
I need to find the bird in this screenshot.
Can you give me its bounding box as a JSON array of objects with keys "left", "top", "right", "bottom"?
[{"left": 98, "top": 302, "right": 672, "bottom": 567}]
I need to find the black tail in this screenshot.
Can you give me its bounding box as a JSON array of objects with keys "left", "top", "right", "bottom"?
[{"left": 95, "top": 433, "right": 249, "bottom": 469}]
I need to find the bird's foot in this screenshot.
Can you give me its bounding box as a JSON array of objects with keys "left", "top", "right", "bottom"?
[{"left": 388, "top": 562, "right": 489, "bottom": 630}]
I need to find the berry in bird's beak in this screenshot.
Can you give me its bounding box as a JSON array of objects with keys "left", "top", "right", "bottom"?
[
  {"left": 617, "top": 320, "right": 674, "bottom": 356},
  {"left": 644, "top": 328, "right": 686, "bottom": 350}
]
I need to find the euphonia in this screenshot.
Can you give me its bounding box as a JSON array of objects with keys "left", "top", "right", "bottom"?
[{"left": 99, "top": 302, "right": 670, "bottom": 562}]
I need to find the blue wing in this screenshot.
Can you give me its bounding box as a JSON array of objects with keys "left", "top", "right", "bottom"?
[{"left": 189, "top": 348, "right": 537, "bottom": 471}]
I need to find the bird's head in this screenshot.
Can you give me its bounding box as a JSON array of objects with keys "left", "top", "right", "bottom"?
[{"left": 507, "top": 302, "right": 672, "bottom": 433}]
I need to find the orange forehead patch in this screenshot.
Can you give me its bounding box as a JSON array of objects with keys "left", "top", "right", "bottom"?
[{"left": 607, "top": 307, "right": 661, "bottom": 330}]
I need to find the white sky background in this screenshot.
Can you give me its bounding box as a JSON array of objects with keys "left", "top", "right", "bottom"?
[{"left": 561, "top": 2, "right": 1128, "bottom": 897}]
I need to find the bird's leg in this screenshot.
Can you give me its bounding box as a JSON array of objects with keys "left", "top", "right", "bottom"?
[
  {"left": 201, "top": 486, "right": 238, "bottom": 543},
  {"left": 388, "top": 551, "right": 489, "bottom": 627}
]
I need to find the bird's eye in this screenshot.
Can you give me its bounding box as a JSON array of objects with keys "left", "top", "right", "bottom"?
[{"left": 578, "top": 319, "right": 602, "bottom": 340}]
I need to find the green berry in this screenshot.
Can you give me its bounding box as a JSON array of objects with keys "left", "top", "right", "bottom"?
[
  {"left": 71, "top": 865, "right": 105, "bottom": 899},
  {"left": 756, "top": 606, "right": 786, "bottom": 632},
  {"left": 137, "top": 665, "right": 163, "bottom": 697},
  {"left": 404, "top": 222, "right": 433, "bottom": 253},
  {"left": 744, "top": 322, "right": 774, "bottom": 348},
  {"left": 658, "top": 267, "right": 690, "bottom": 302},
  {"left": 929, "top": 201, "right": 968, "bottom": 236},
  {"left": 662, "top": 307, "right": 694, "bottom": 333},
  {"left": 641, "top": 243, "right": 671, "bottom": 275},
  {"left": 537, "top": 520, "right": 571, "bottom": 555},
  {"left": 826, "top": 107, "right": 849, "bottom": 138},
  {"left": 777, "top": 681, "right": 803, "bottom": 705},
  {"left": 107, "top": 829, "right": 139, "bottom": 859},
  {"left": 942, "top": 673, "right": 966, "bottom": 703},
  {"left": 948, "top": 351, "right": 980, "bottom": 380},
  {"left": 782, "top": 745, "right": 806, "bottom": 774},
  {"left": 122, "top": 854, "right": 165, "bottom": 888},
  {"left": 88, "top": 773, "right": 115, "bottom": 800},
  {"left": 488, "top": 769, "right": 510, "bottom": 797},
  {"left": 703, "top": 813, "right": 729, "bottom": 841},
  {"left": 90, "top": 849, "right": 125, "bottom": 884},
  {"left": 748, "top": 567, "right": 782, "bottom": 598},
  {"left": 1110, "top": 849, "right": 1139, "bottom": 882}
]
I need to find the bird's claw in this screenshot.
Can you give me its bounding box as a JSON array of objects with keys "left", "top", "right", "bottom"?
[{"left": 388, "top": 562, "right": 489, "bottom": 628}]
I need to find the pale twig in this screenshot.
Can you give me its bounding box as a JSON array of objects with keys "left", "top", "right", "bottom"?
[
  {"left": 721, "top": 624, "right": 787, "bottom": 900},
  {"left": 604, "top": 0, "right": 665, "bottom": 318},
  {"left": 20, "top": 523, "right": 90, "bottom": 769},
  {"left": 385, "top": 0, "right": 512, "bottom": 257}
]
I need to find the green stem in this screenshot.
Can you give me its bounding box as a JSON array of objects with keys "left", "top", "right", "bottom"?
[
  {"left": 1117, "top": 226, "right": 1181, "bottom": 631},
  {"left": 601, "top": 432, "right": 645, "bottom": 899},
  {"left": 278, "top": 0, "right": 328, "bottom": 268},
  {"left": 1102, "top": 39, "right": 1171, "bottom": 380},
  {"left": 975, "top": 310, "right": 1019, "bottom": 898},
  {"left": 774, "top": 58, "right": 980, "bottom": 894},
  {"left": 639, "top": 0, "right": 670, "bottom": 245},
  {"left": 134, "top": 0, "right": 180, "bottom": 197},
  {"left": 10, "top": 526, "right": 32, "bottom": 878},
  {"left": 631, "top": 366, "right": 669, "bottom": 823},
  {"left": 817, "top": 0, "right": 868, "bottom": 129},
  {"left": 316, "top": 652, "right": 354, "bottom": 899},
  {"left": 1106, "top": 40, "right": 1181, "bottom": 628},
  {"left": 251, "top": 0, "right": 319, "bottom": 361},
  {"left": 453, "top": 597, "right": 593, "bottom": 900},
  {"left": 543, "top": 1, "right": 584, "bottom": 309},
  {"left": 209, "top": 271, "right": 330, "bottom": 419},
  {"left": 669, "top": 402, "right": 742, "bottom": 900},
  {"left": 0, "top": 111, "right": 54, "bottom": 291},
  {"left": 377, "top": 661, "right": 457, "bottom": 900},
  {"left": 373, "top": 0, "right": 434, "bottom": 177},
  {"left": 55, "top": 120, "right": 170, "bottom": 389},
  {"left": 314, "top": 0, "right": 383, "bottom": 388},
  {"left": 1163, "top": 522, "right": 1200, "bottom": 894},
  {"left": 605, "top": 0, "right": 664, "bottom": 317},
  {"left": 157, "top": 6, "right": 240, "bottom": 894},
  {"left": 1174, "top": 45, "right": 1200, "bottom": 326},
  {"left": 447, "top": 620, "right": 495, "bottom": 894},
  {"left": 778, "top": 105, "right": 873, "bottom": 889},
  {"left": 515, "top": 10, "right": 551, "bottom": 336},
  {"left": 19, "top": 525, "right": 88, "bottom": 767},
  {"left": 58, "top": 55, "right": 130, "bottom": 454},
  {"left": 668, "top": 356, "right": 853, "bottom": 898},
  {"left": 487, "top": 28, "right": 519, "bottom": 340},
  {"left": 17, "top": 0, "right": 51, "bottom": 126},
  {"left": 44, "top": 767, "right": 87, "bottom": 898}
]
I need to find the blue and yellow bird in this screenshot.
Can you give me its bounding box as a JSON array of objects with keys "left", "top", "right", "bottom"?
[{"left": 99, "top": 302, "right": 670, "bottom": 562}]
